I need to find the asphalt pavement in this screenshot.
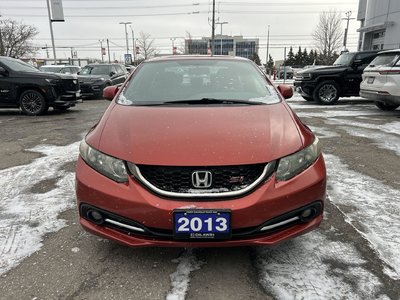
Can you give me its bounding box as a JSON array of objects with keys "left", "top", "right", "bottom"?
[{"left": 0, "top": 96, "right": 399, "bottom": 300}]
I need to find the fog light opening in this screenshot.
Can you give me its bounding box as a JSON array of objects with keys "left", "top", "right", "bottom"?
[
  {"left": 299, "top": 208, "right": 316, "bottom": 223},
  {"left": 87, "top": 209, "right": 104, "bottom": 225}
]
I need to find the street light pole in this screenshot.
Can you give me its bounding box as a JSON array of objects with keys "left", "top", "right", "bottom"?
[
  {"left": 170, "top": 37, "right": 176, "bottom": 55},
  {"left": 129, "top": 25, "right": 135, "bottom": 63},
  {"left": 211, "top": 0, "right": 215, "bottom": 56},
  {"left": 342, "top": 11, "right": 355, "bottom": 51},
  {"left": 215, "top": 21, "right": 228, "bottom": 55},
  {"left": 46, "top": 0, "right": 57, "bottom": 63},
  {"left": 119, "top": 22, "right": 132, "bottom": 55},
  {"left": 266, "top": 25, "right": 270, "bottom": 68}
]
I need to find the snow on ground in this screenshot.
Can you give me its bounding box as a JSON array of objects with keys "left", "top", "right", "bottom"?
[
  {"left": 166, "top": 249, "right": 204, "bottom": 300},
  {"left": 324, "top": 154, "right": 400, "bottom": 279},
  {"left": 0, "top": 142, "right": 79, "bottom": 275},
  {"left": 256, "top": 230, "right": 389, "bottom": 300}
]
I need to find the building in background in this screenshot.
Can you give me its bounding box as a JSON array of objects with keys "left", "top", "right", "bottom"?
[
  {"left": 357, "top": 0, "right": 400, "bottom": 51},
  {"left": 185, "top": 35, "right": 259, "bottom": 59}
]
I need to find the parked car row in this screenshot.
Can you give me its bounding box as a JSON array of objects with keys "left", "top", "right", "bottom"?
[
  {"left": 0, "top": 56, "right": 131, "bottom": 115},
  {"left": 294, "top": 49, "right": 400, "bottom": 111}
]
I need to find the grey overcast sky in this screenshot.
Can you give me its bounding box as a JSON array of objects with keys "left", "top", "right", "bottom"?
[{"left": 0, "top": 0, "right": 360, "bottom": 63}]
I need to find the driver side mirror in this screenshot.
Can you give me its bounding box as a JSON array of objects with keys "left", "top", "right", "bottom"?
[
  {"left": 109, "top": 71, "right": 116, "bottom": 77},
  {"left": 0, "top": 66, "right": 8, "bottom": 76},
  {"left": 353, "top": 59, "right": 362, "bottom": 68}
]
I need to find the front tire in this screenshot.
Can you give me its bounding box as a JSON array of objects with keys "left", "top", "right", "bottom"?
[
  {"left": 19, "top": 90, "right": 49, "bottom": 116},
  {"left": 313, "top": 81, "right": 340, "bottom": 105},
  {"left": 375, "top": 102, "right": 399, "bottom": 111}
]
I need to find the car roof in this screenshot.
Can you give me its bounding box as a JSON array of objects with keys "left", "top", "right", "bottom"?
[
  {"left": 377, "top": 49, "right": 400, "bottom": 55},
  {"left": 40, "top": 65, "right": 78, "bottom": 68},
  {"left": 145, "top": 55, "right": 251, "bottom": 63}
]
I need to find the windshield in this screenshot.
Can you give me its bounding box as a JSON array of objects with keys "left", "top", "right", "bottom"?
[
  {"left": 80, "top": 65, "right": 111, "bottom": 75},
  {"left": 118, "top": 59, "right": 280, "bottom": 105},
  {"left": 1, "top": 57, "right": 39, "bottom": 72},
  {"left": 40, "top": 66, "right": 63, "bottom": 73},
  {"left": 333, "top": 53, "right": 355, "bottom": 66}
]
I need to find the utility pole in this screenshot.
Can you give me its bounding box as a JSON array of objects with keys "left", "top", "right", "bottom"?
[
  {"left": 99, "top": 39, "right": 104, "bottom": 62},
  {"left": 106, "top": 39, "right": 111, "bottom": 63},
  {"left": 211, "top": 0, "right": 215, "bottom": 56},
  {"left": 342, "top": 11, "right": 355, "bottom": 50},
  {"left": 215, "top": 21, "right": 228, "bottom": 55}
]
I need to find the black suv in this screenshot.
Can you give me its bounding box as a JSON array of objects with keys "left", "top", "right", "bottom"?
[
  {"left": 78, "top": 63, "right": 128, "bottom": 98},
  {"left": 0, "top": 56, "right": 81, "bottom": 115},
  {"left": 294, "top": 51, "right": 378, "bottom": 104}
]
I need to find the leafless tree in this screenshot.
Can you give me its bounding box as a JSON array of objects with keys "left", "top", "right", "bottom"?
[
  {"left": 0, "top": 18, "right": 39, "bottom": 57},
  {"left": 136, "top": 32, "right": 158, "bottom": 60},
  {"left": 312, "top": 11, "right": 343, "bottom": 64}
]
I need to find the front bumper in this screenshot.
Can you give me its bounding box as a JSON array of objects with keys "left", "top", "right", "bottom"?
[
  {"left": 294, "top": 80, "right": 316, "bottom": 97},
  {"left": 80, "top": 83, "right": 105, "bottom": 97},
  {"left": 75, "top": 156, "right": 326, "bottom": 247}
]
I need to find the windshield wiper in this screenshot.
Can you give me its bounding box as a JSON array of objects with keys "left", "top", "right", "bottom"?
[{"left": 164, "top": 98, "right": 263, "bottom": 105}]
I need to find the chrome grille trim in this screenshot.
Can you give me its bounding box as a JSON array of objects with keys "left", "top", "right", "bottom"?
[{"left": 128, "top": 161, "right": 276, "bottom": 198}]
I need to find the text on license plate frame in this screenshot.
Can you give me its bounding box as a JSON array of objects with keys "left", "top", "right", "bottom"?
[{"left": 173, "top": 209, "right": 231, "bottom": 239}]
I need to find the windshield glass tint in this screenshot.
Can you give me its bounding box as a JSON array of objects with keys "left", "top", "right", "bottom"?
[
  {"left": 40, "top": 66, "right": 63, "bottom": 73},
  {"left": 118, "top": 59, "right": 279, "bottom": 105},
  {"left": 333, "top": 53, "right": 355, "bottom": 66},
  {"left": 370, "top": 53, "right": 400, "bottom": 67},
  {"left": 1, "top": 58, "right": 39, "bottom": 72},
  {"left": 80, "top": 65, "right": 111, "bottom": 75}
]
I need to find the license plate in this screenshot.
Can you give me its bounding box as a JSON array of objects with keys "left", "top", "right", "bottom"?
[
  {"left": 173, "top": 209, "right": 231, "bottom": 239},
  {"left": 367, "top": 77, "right": 375, "bottom": 84}
]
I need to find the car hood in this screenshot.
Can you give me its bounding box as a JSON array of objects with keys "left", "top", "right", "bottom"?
[
  {"left": 78, "top": 74, "right": 109, "bottom": 81},
  {"left": 299, "top": 65, "right": 347, "bottom": 75},
  {"left": 87, "top": 103, "right": 307, "bottom": 166}
]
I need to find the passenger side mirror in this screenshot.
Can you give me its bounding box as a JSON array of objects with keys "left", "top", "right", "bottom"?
[
  {"left": 353, "top": 59, "right": 362, "bottom": 68},
  {"left": 110, "top": 71, "right": 116, "bottom": 77},
  {"left": 277, "top": 84, "right": 293, "bottom": 99},
  {"left": 103, "top": 85, "right": 119, "bottom": 101}
]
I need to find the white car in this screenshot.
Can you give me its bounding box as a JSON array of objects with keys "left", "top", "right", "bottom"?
[{"left": 360, "top": 49, "right": 400, "bottom": 111}]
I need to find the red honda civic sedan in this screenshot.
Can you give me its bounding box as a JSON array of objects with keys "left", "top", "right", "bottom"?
[{"left": 75, "top": 56, "right": 326, "bottom": 247}]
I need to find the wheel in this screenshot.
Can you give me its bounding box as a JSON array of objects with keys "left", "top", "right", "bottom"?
[
  {"left": 313, "top": 81, "right": 340, "bottom": 105},
  {"left": 302, "top": 96, "right": 314, "bottom": 101},
  {"left": 375, "top": 102, "right": 399, "bottom": 111},
  {"left": 19, "top": 90, "right": 48, "bottom": 116}
]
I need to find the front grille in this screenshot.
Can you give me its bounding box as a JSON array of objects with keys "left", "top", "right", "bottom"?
[
  {"left": 137, "top": 163, "right": 267, "bottom": 194},
  {"left": 62, "top": 79, "right": 79, "bottom": 91}
]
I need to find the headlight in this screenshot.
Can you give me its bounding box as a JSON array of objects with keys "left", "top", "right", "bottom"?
[
  {"left": 79, "top": 139, "right": 128, "bottom": 183},
  {"left": 45, "top": 78, "right": 62, "bottom": 84},
  {"left": 276, "top": 137, "right": 321, "bottom": 181},
  {"left": 94, "top": 78, "right": 105, "bottom": 84},
  {"left": 301, "top": 73, "right": 312, "bottom": 80}
]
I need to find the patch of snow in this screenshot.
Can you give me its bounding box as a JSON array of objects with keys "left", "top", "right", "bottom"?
[
  {"left": 71, "top": 247, "right": 80, "bottom": 253},
  {"left": 325, "top": 154, "right": 400, "bottom": 279},
  {"left": 166, "top": 249, "right": 204, "bottom": 300},
  {"left": 256, "top": 231, "right": 388, "bottom": 300},
  {"left": 0, "top": 142, "right": 79, "bottom": 275},
  {"left": 308, "top": 126, "right": 341, "bottom": 139}
]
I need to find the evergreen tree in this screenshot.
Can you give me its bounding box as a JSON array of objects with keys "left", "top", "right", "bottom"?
[
  {"left": 294, "top": 46, "right": 302, "bottom": 66},
  {"left": 251, "top": 53, "right": 261, "bottom": 65},
  {"left": 302, "top": 48, "right": 309, "bottom": 66},
  {"left": 286, "top": 47, "right": 295, "bottom": 66}
]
